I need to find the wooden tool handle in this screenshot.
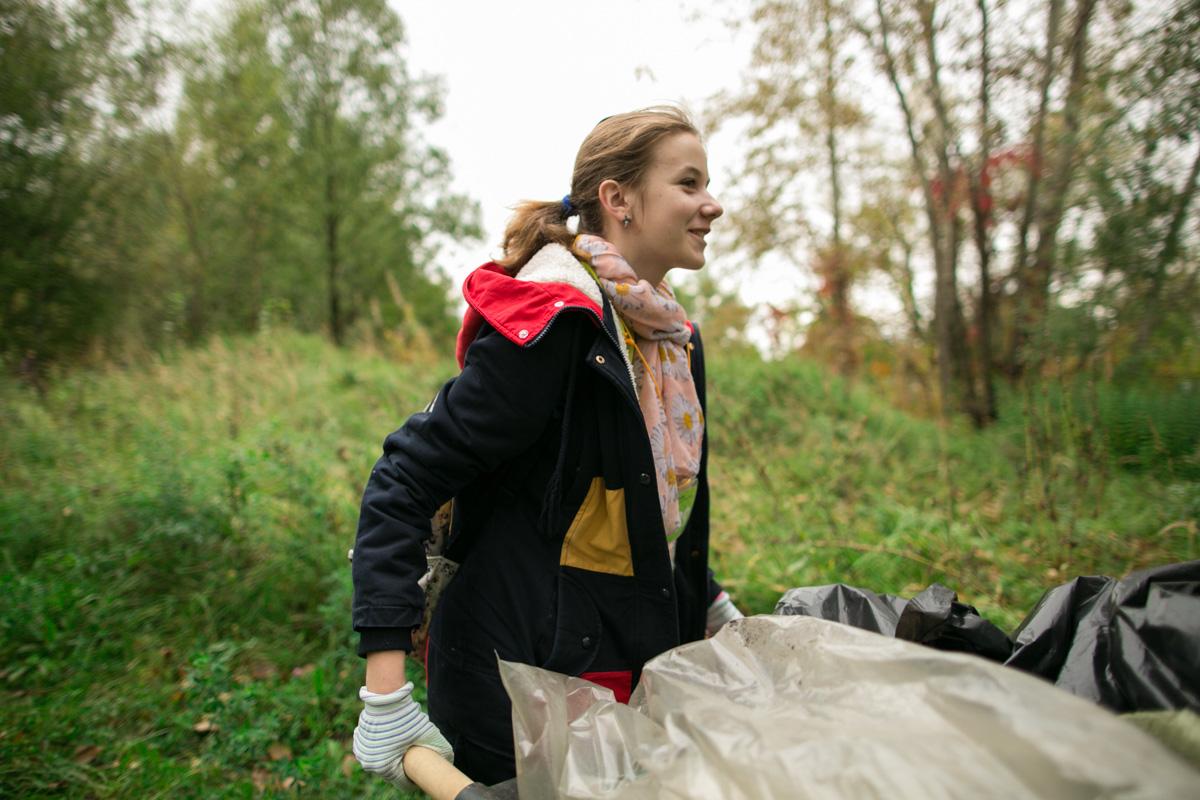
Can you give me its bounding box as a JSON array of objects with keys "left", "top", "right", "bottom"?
[{"left": 402, "top": 745, "right": 475, "bottom": 800}]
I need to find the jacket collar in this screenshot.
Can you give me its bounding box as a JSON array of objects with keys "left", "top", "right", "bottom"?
[{"left": 456, "top": 243, "right": 606, "bottom": 367}]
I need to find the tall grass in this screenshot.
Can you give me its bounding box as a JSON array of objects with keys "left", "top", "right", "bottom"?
[
  {"left": 706, "top": 356, "right": 1200, "bottom": 629},
  {"left": 1, "top": 332, "right": 1196, "bottom": 797},
  {"left": 1, "top": 333, "right": 445, "bottom": 798}
]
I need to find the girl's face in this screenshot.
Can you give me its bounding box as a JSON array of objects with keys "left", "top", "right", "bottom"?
[{"left": 626, "top": 132, "right": 723, "bottom": 281}]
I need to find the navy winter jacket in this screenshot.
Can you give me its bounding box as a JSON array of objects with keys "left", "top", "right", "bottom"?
[{"left": 351, "top": 243, "right": 722, "bottom": 772}]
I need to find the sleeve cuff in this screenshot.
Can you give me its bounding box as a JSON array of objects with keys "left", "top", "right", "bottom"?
[
  {"left": 356, "top": 627, "right": 414, "bottom": 657},
  {"left": 706, "top": 591, "right": 744, "bottom": 636}
]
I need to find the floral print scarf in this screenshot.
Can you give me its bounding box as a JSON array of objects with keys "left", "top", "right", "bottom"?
[{"left": 572, "top": 234, "right": 704, "bottom": 543}]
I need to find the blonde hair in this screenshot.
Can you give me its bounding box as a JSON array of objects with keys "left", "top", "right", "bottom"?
[{"left": 497, "top": 106, "right": 699, "bottom": 273}]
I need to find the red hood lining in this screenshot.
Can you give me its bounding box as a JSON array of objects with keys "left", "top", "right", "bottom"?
[
  {"left": 455, "top": 263, "right": 602, "bottom": 367},
  {"left": 454, "top": 261, "right": 696, "bottom": 367}
]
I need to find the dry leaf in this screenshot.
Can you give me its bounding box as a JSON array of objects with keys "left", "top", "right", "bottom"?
[
  {"left": 291, "top": 664, "right": 315, "bottom": 679},
  {"left": 251, "top": 767, "right": 271, "bottom": 791},
  {"left": 250, "top": 661, "right": 276, "bottom": 680},
  {"left": 281, "top": 777, "right": 295, "bottom": 790},
  {"left": 192, "top": 716, "right": 219, "bottom": 734},
  {"left": 268, "top": 742, "right": 292, "bottom": 761},
  {"left": 341, "top": 753, "right": 358, "bottom": 778},
  {"left": 72, "top": 744, "right": 101, "bottom": 765},
  {"left": 217, "top": 691, "right": 233, "bottom": 704}
]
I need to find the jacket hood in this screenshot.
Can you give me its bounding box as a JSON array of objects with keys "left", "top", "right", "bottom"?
[{"left": 456, "top": 243, "right": 605, "bottom": 367}]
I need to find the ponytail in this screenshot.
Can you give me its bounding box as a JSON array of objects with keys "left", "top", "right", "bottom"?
[{"left": 496, "top": 200, "right": 575, "bottom": 274}]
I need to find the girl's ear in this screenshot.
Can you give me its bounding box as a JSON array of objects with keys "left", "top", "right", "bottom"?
[{"left": 598, "top": 179, "right": 633, "bottom": 227}]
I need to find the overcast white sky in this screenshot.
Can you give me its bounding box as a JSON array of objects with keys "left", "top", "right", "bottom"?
[{"left": 397, "top": 1, "right": 820, "bottom": 314}]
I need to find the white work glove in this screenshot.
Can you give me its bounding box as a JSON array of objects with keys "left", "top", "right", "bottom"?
[
  {"left": 352, "top": 681, "right": 454, "bottom": 791},
  {"left": 706, "top": 591, "right": 744, "bottom": 637}
]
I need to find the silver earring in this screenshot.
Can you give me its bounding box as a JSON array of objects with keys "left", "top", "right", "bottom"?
[{"left": 622, "top": 216, "right": 631, "bottom": 229}]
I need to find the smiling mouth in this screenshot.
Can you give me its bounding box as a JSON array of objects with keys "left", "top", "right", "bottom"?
[{"left": 689, "top": 230, "right": 709, "bottom": 244}]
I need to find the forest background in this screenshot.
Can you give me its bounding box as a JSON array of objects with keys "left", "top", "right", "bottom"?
[{"left": 1, "top": 0, "right": 1198, "bottom": 796}]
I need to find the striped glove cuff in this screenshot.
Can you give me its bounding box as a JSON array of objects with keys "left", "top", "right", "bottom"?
[{"left": 706, "top": 591, "right": 744, "bottom": 637}]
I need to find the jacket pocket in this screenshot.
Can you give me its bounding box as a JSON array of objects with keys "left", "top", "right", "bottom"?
[
  {"left": 559, "top": 477, "right": 634, "bottom": 576},
  {"left": 541, "top": 571, "right": 601, "bottom": 675}
]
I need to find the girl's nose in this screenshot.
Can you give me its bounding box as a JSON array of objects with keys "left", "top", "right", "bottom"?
[{"left": 704, "top": 193, "right": 724, "bottom": 220}]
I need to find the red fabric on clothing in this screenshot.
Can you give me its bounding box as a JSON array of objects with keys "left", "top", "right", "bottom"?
[
  {"left": 581, "top": 670, "right": 634, "bottom": 704},
  {"left": 456, "top": 262, "right": 603, "bottom": 367}
]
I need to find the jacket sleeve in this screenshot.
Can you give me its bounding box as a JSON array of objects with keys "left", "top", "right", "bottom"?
[{"left": 352, "top": 317, "right": 586, "bottom": 655}]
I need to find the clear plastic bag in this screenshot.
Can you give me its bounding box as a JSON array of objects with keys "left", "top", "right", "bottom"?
[{"left": 498, "top": 616, "right": 1198, "bottom": 799}]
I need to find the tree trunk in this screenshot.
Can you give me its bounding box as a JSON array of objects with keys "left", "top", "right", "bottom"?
[
  {"left": 1006, "top": 0, "right": 1064, "bottom": 376},
  {"left": 874, "top": 0, "right": 963, "bottom": 413},
  {"left": 166, "top": 136, "right": 210, "bottom": 342},
  {"left": 1134, "top": 140, "right": 1200, "bottom": 351},
  {"left": 820, "top": 0, "right": 854, "bottom": 372},
  {"left": 1015, "top": 0, "right": 1100, "bottom": 375},
  {"left": 918, "top": 0, "right": 981, "bottom": 424},
  {"left": 895, "top": 239, "right": 923, "bottom": 341},
  {"left": 822, "top": 0, "right": 843, "bottom": 252},
  {"left": 970, "top": 0, "right": 998, "bottom": 421},
  {"left": 326, "top": 170, "right": 342, "bottom": 345}
]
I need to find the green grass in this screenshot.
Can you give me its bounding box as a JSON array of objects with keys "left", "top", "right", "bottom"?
[
  {"left": 707, "top": 357, "right": 1198, "bottom": 630},
  {"left": 1, "top": 331, "right": 1197, "bottom": 797}
]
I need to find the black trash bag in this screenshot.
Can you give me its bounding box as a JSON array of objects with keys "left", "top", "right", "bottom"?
[
  {"left": 1005, "top": 560, "right": 1200, "bottom": 713},
  {"left": 897, "top": 583, "right": 1014, "bottom": 662},
  {"left": 773, "top": 583, "right": 908, "bottom": 635},
  {"left": 774, "top": 560, "right": 1200, "bottom": 714},
  {"left": 775, "top": 582, "right": 1013, "bottom": 662}
]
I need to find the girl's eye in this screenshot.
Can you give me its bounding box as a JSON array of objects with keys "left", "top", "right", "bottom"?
[{"left": 681, "top": 178, "right": 696, "bottom": 187}]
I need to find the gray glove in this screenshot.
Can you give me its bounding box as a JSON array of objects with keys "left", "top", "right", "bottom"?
[{"left": 352, "top": 681, "right": 454, "bottom": 791}]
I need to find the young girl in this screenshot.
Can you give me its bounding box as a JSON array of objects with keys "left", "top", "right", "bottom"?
[{"left": 350, "top": 107, "right": 742, "bottom": 788}]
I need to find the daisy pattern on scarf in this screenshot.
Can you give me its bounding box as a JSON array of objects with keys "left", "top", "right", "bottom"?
[
  {"left": 647, "top": 418, "right": 681, "bottom": 532},
  {"left": 658, "top": 341, "right": 691, "bottom": 380},
  {"left": 613, "top": 281, "right": 650, "bottom": 311},
  {"left": 670, "top": 393, "right": 703, "bottom": 448},
  {"left": 647, "top": 414, "right": 668, "bottom": 456}
]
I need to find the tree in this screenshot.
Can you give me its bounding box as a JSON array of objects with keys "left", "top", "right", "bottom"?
[
  {"left": 863, "top": 0, "right": 984, "bottom": 422},
  {"left": 0, "top": 0, "right": 170, "bottom": 375},
  {"left": 708, "top": 0, "right": 871, "bottom": 374},
  {"left": 1006, "top": 0, "right": 1102, "bottom": 376},
  {"left": 167, "top": 0, "right": 480, "bottom": 345},
  {"left": 704, "top": 0, "right": 1199, "bottom": 422},
  {"left": 1075, "top": 0, "right": 1200, "bottom": 379},
  {"left": 267, "top": 0, "right": 479, "bottom": 344},
  {"left": 172, "top": 3, "right": 298, "bottom": 339}
]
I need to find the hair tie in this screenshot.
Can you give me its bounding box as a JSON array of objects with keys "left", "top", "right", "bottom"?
[{"left": 561, "top": 194, "right": 576, "bottom": 219}]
